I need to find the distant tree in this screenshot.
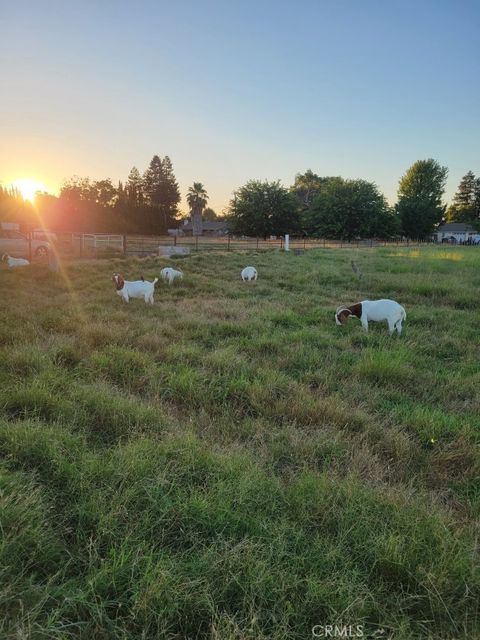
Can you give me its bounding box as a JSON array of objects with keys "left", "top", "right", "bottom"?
[
  {"left": 126, "top": 167, "right": 143, "bottom": 206},
  {"left": 290, "top": 170, "right": 338, "bottom": 210},
  {"left": 475, "top": 178, "right": 480, "bottom": 222},
  {"left": 228, "top": 180, "right": 300, "bottom": 238},
  {"left": 453, "top": 171, "right": 476, "bottom": 208},
  {"left": 304, "top": 178, "right": 396, "bottom": 239},
  {"left": 60, "top": 176, "right": 93, "bottom": 202},
  {"left": 0, "top": 183, "right": 35, "bottom": 226},
  {"left": 143, "top": 155, "right": 180, "bottom": 229},
  {"left": 161, "top": 156, "right": 181, "bottom": 218},
  {"left": 447, "top": 171, "right": 479, "bottom": 225},
  {"left": 91, "top": 179, "right": 117, "bottom": 207},
  {"left": 203, "top": 207, "right": 217, "bottom": 222},
  {"left": 397, "top": 159, "right": 448, "bottom": 238},
  {"left": 115, "top": 181, "right": 127, "bottom": 208},
  {"left": 187, "top": 182, "right": 208, "bottom": 235},
  {"left": 142, "top": 155, "right": 163, "bottom": 206}
]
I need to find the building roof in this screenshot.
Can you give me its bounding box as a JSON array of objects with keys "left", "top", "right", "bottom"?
[{"left": 437, "top": 223, "right": 475, "bottom": 233}]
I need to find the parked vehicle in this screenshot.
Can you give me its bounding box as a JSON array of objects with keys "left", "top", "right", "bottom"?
[
  {"left": 32, "top": 229, "right": 58, "bottom": 242},
  {"left": 0, "top": 228, "right": 50, "bottom": 258}
]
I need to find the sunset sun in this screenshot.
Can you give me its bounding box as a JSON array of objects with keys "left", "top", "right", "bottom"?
[{"left": 12, "top": 178, "right": 48, "bottom": 202}]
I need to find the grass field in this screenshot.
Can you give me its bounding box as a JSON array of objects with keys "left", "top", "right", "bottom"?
[{"left": 0, "top": 246, "right": 479, "bottom": 639}]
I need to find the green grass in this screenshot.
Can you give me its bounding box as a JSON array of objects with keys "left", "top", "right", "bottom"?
[{"left": 0, "top": 247, "right": 479, "bottom": 639}]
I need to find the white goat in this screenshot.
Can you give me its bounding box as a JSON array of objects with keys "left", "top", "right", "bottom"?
[
  {"left": 160, "top": 267, "right": 183, "bottom": 285},
  {"left": 112, "top": 273, "right": 158, "bottom": 304},
  {"left": 335, "top": 299, "right": 406, "bottom": 335},
  {"left": 241, "top": 266, "right": 257, "bottom": 282},
  {"left": 2, "top": 254, "right": 30, "bottom": 268}
]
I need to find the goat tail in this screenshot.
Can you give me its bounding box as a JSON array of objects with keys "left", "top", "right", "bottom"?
[
  {"left": 153, "top": 277, "right": 159, "bottom": 285},
  {"left": 402, "top": 307, "right": 407, "bottom": 321}
]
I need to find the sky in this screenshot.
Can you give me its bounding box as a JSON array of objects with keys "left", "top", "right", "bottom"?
[{"left": 1, "top": 0, "right": 479, "bottom": 213}]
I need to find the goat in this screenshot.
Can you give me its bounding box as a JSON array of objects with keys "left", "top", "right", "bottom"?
[
  {"left": 335, "top": 299, "right": 406, "bottom": 335},
  {"left": 112, "top": 273, "right": 158, "bottom": 304},
  {"left": 241, "top": 266, "right": 257, "bottom": 282},
  {"left": 160, "top": 267, "right": 183, "bottom": 285},
  {"left": 2, "top": 254, "right": 30, "bottom": 268}
]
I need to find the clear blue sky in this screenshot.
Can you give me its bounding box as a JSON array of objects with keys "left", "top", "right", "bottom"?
[{"left": 1, "top": 0, "right": 479, "bottom": 213}]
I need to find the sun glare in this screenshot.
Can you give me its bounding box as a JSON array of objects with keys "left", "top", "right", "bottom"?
[{"left": 12, "top": 178, "right": 48, "bottom": 202}]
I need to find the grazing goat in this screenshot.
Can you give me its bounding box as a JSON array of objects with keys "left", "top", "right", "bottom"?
[
  {"left": 160, "top": 267, "right": 183, "bottom": 285},
  {"left": 2, "top": 254, "right": 30, "bottom": 268},
  {"left": 241, "top": 266, "right": 257, "bottom": 282},
  {"left": 112, "top": 273, "right": 158, "bottom": 304},
  {"left": 335, "top": 299, "right": 406, "bottom": 335}
]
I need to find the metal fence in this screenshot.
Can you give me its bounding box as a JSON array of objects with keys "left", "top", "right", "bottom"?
[{"left": 52, "top": 232, "right": 438, "bottom": 259}]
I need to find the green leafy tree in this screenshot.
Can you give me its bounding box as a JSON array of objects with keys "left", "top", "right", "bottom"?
[
  {"left": 397, "top": 159, "right": 448, "bottom": 238},
  {"left": 304, "top": 178, "right": 396, "bottom": 239},
  {"left": 187, "top": 182, "right": 208, "bottom": 235},
  {"left": 60, "top": 176, "right": 93, "bottom": 202},
  {"left": 91, "top": 179, "right": 117, "bottom": 207},
  {"left": 290, "top": 170, "right": 339, "bottom": 210},
  {"left": 228, "top": 180, "right": 300, "bottom": 238}
]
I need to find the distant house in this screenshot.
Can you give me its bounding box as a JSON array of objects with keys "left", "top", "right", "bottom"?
[
  {"left": 436, "top": 223, "right": 479, "bottom": 244},
  {"left": 180, "top": 220, "right": 228, "bottom": 237}
]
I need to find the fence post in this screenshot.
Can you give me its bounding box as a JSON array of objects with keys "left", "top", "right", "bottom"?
[
  {"left": 227, "top": 235, "right": 230, "bottom": 251},
  {"left": 123, "top": 235, "right": 127, "bottom": 256},
  {"left": 79, "top": 235, "right": 83, "bottom": 258},
  {"left": 304, "top": 237, "right": 306, "bottom": 249},
  {"left": 28, "top": 231, "right": 32, "bottom": 262},
  {"left": 256, "top": 237, "right": 259, "bottom": 249},
  {"left": 195, "top": 235, "right": 199, "bottom": 251},
  {"left": 323, "top": 238, "right": 326, "bottom": 248},
  {"left": 370, "top": 238, "right": 373, "bottom": 248},
  {"left": 174, "top": 234, "right": 177, "bottom": 246},
  {"left": 280, "top": 237, "right": 283, "bottom": 250}
]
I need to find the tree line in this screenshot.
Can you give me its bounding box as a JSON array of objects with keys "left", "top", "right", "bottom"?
[{"left": 1, "top": 157, "right": 479, "bottom": 239}]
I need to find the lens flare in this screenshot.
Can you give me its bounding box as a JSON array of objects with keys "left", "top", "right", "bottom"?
[{"left": 12, "top": 178, "right": 48, "bottom": 202}]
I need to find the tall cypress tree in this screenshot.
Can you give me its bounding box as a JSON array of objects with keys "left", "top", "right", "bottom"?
[
  {"left": 143, "top": 155, "right": 164, "bottom": 207},
  {"left": 161, "top": 155, "right": 181, "bottom": 218},
  {"left": 142, "top": 155, "right": 181, "bottom": 231},
  {"left": 126, "top": 167, "right": 143, "bottom": 206},
  {"left": 448, "top": 171, "right": 477, "bottom": 223},
  {"left": 474, "top": 178, "right": 480, "bottom": 225},
  {"left": 453, "top": 171, "right": 476, "bottom": 208}
]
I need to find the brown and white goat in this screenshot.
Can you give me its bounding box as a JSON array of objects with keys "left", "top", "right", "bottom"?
[{"left": 335, "top": 299, "right": 406, "bottom": 335}]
